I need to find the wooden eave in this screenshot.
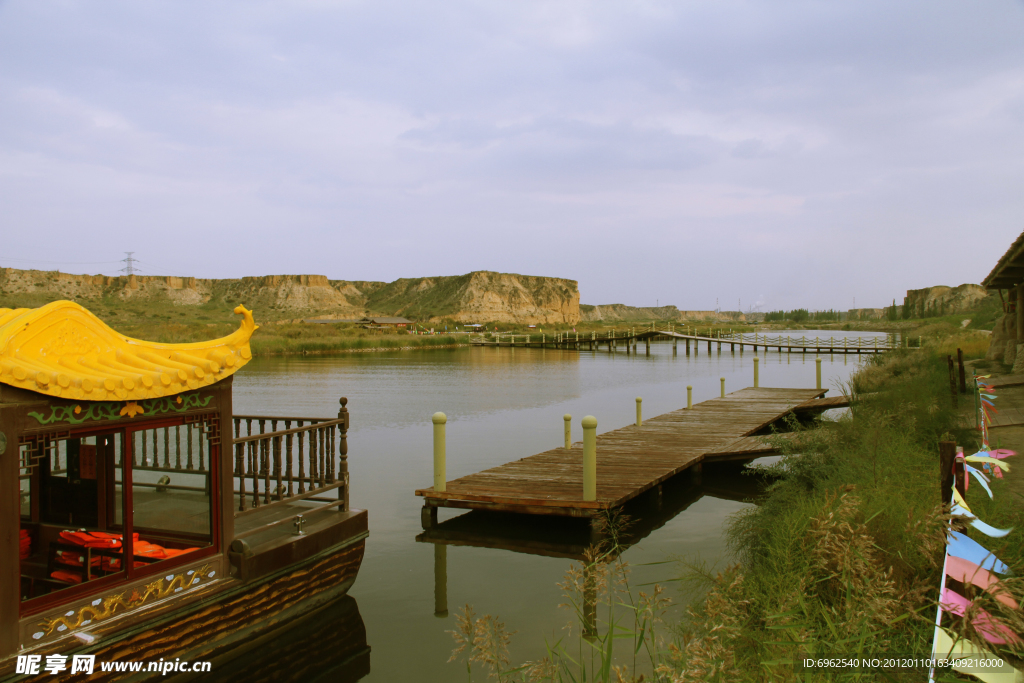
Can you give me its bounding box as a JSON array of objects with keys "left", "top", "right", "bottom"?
[{"left": 983, "top": 231, "right": 1024, "bottom": 290}]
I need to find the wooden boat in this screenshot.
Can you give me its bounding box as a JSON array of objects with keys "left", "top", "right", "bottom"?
[{"left": 0, "top": 302, "right": 368, "bottom": 679}]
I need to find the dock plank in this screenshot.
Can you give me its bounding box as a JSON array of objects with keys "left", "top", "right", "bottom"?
[{"left": 415, "top": 387, "right": 825, "bottom": 517}]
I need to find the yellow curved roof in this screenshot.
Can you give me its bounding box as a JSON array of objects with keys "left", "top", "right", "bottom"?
[{"left": 0, "top": 301, "right": 257, "bottom": 401}]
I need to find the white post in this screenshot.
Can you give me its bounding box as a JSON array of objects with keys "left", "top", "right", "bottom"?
[
  {"left": 636, "top": 397, "right": 642, "bottom": 427},
  {"left": 687, "top": 385, "right": 693, "bottom": 409},
  {"left": 720, "top": 377, "right": 725, "bottom": 398},
  {"left": 582, "top": 416, "right": 597, "bottom": 501},
  {"left": 432, "top": 412, "right": 447, "bottom": 492},
  {"left": 816, "top": 357, "right": 822, "bottom": 390},
  {"left": 754, "top": 356, "right": 760, "bottom": 387},
  {"left": 564, "top": 413, "right": 572, "bottom": 449}
]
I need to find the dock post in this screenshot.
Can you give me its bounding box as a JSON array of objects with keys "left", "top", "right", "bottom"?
[
  {"left": 753, "top": 356, "right": 759, "bottom": 388},
  {"left": 434, "top": 544, "right": 448, "bottom": 618},
  {"left": 687, "top": 385, "right": 693, "bottom": 409},
  {"left": 720, "top": 377, "right": 725, "bottom": 398},
  {"left": 673, "top": 338, "right": 677, "bottom": 354},
  {"left": 636, "top": 397, "right": 642, "bottom": 427},
  {"left": 564, "top": 414, "right": 572, "bottom": 449},
  {"left": 645, "top": 339, "right": 650, "bottom": 355},
  {"left": 815, "top": 357, "right": 822, "bottom": 390},
  {"left": 686, "top": 338, "right": 690, "bottom": 355},
  {"left": 433, "top": 412, "right": 447, "bottom": 493},
  {"left": 582, "top": 416, "right": 598, "bottom": 502}
]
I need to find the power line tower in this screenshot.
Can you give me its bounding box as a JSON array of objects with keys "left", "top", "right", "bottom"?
[{"left": 120, "top": 252, "right": 139, "bottom": 276}]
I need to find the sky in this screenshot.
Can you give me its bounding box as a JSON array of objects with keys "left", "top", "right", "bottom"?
[{"left": 1, "top": 1, "right": 1022, "bottom": 311}]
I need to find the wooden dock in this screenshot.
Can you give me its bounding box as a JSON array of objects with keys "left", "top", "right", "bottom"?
[
  {"left": 417, "top": 387, "right": 833, "bottom": 524},
  {"left": 470, "top": 327, "right": 903, "bottom": 355}
]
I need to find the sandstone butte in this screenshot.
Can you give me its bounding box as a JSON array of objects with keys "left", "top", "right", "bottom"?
[{"left": 0, "top": 268, "right": 581, "bottom": 325}]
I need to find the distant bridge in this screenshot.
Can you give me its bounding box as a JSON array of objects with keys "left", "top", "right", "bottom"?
[{"left": 470, "top": 325, "right": 904, "bottom": 354}]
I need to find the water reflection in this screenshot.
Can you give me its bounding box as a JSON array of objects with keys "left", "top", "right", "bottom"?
[
  {"left": 233, "top": 340, "right": 869, "bottom": 681},
  {"left": 418, "top": 461, "right": 766, "bottom": 622},
  {"left": 181, "top": 594, "right": 370, "bottom": 683}
]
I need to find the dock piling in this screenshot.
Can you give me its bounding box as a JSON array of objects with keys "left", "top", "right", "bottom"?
[
  {"left": 564, "top": 414, "right": 572, "bottom": 449},
  {"left": 582, "top": 416, "right": 597, "bottom": 501},
  {"left": 720, "top": 377, "right": 725, "bottom": 398},
  {"left": 815, "top": 357, "right": 822, "bottom": 390},
  {"left": 636, "top": 397, "right": 642, "bottom": 427},
  {"left": 434, "top": 544, "right": 448, "bottom": 618},
  {"left": 687, "top": 385, "right": 693, "bottom": 409},
  {"left": 753, "top": 356, "right": 759, "bottom": 388},
  {"left": 432, "top": 412, "right": 447, "bottom": 493}
]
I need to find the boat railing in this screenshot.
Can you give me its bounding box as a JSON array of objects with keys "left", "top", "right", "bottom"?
[{"left": 230, "top": 399, "right": 350, "bottom": 526}]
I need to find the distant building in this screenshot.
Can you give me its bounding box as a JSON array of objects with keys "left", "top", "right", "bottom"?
[{"left": 358, "top": 316, "right": 413, "bottom": 328}]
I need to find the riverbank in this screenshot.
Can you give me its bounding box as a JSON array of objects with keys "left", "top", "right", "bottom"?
[
  {"left": 664, "top": 331, "right": 1023, "bottom": 680},
  {"left": 457, "top": 329, "right": 1023, "bottom": 681}
]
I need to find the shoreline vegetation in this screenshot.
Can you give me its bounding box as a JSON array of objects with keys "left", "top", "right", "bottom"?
[{"left": 445, "top": 326, "right": 1021, "bottom": 682}]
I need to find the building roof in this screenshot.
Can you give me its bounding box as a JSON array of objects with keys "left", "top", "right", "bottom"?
[
  {"left": 304, "top": 318, "right": 362, "bottom": 324},
  {"left": 0, "top": 300, "right": 256, "bottom": 401},
  {"left": 983, "top": 230, "right": 1024, "bottom": 290},
  {"left": 360, "top": 317, "right": 413, "bottom": 324}
]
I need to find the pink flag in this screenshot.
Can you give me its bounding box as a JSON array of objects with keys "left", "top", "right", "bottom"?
[
  {"left": 946, "top": 555, "right": 1019, "bottom": 610},
  {"left": 940, "top": 587, "right": 1022, "bottom": 645}
]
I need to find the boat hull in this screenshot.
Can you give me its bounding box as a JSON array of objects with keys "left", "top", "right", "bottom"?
[{"left": 7, "top": 523, "right": 366, "bottom": 682}]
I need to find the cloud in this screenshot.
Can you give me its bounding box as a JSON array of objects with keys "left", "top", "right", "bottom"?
[{"left": 0, "top": 0, "right": 1022, "bottom": 307}]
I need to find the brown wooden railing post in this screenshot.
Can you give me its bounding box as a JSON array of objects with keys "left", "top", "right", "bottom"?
[
  {"left": 235, "top": 442, "right": 247, "bottom": 512},
  {"left": 272, "top": 435, "right": 282, "bottom": 500},
  {"left": 262, "top": 437, "right": 270, "bottom": 505},
  {"left": 297, "top": 422, "right": 306, "bottom": 494},
  {"left": 285, "top": 421, "right": 293, "bottom": 497},
  {"left": 939, "top": 441, "right": 956, "bottom": 506},
  {"left": 339, "top": 397, "right": 349, "bottom": 512},
  {"left": 319, "top": 426, "right": 327, "bottom": 488},
  {"left": 248, "top": 441, "right": 259, "bottom": 508}
]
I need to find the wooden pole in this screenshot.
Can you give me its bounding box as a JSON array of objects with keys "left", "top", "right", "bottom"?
[
  {"left": 687, "top": 385, "right": 693, "bottom": 408},
  {"left": 432, "top": 412, "right": 447, "bottom": 492},
  {"left": 636, "top": 397, "right": 642, "bottom": 427},
  {"left": 753, "top": 356, "right": 759, "bottom": 388},
  {"left": 720, "top": 377, "right": 725, "bottom": 398},
  {"left": 815, "top": 357, "right": 822, "bottom": 390},
  {"left": 947, "top": 355, "right": 958, "bottom": 408},
  {"left": 564, "top": 414, "right": 572, "bottom": 449},
  {"left": 582, "top": 416, "right": 597, "bottom": 501},
  {"left": 957, "top": 348, "right": 966, "bottom": 394},
  {"left": 939, "top": 441, "right": 956, "bottom": 506}
]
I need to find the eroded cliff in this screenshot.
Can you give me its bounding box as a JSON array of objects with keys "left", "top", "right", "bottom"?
[{"left": 0, "top": 268, "right": 579, "bottom": 325}]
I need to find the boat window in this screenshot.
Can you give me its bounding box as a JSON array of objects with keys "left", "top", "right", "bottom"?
[
  {"left": 19, "top": 433, "right": 127, "bottom": 602},
  {"left": 19, "top": 415, "right": 218, "bottom": 611},
  {"left": 125, "top": 421, "right": 215, "bottom": 565}
]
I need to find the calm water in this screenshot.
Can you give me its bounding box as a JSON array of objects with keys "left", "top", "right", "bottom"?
[{"left": 231, "top": 332, "right": 881, "bottom": 681}]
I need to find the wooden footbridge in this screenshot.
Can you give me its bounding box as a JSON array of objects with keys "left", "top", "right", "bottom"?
[
  {"left": 471, "top": 326, "right": 903, "bottom": 355},
  {"left": 417, "top": 387, "right": 847, "bottom": 526}
]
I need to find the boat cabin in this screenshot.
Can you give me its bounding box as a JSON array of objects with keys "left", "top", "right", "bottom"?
[{"left": 0, "top": 301, "right": 366, "bottom": 674}]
